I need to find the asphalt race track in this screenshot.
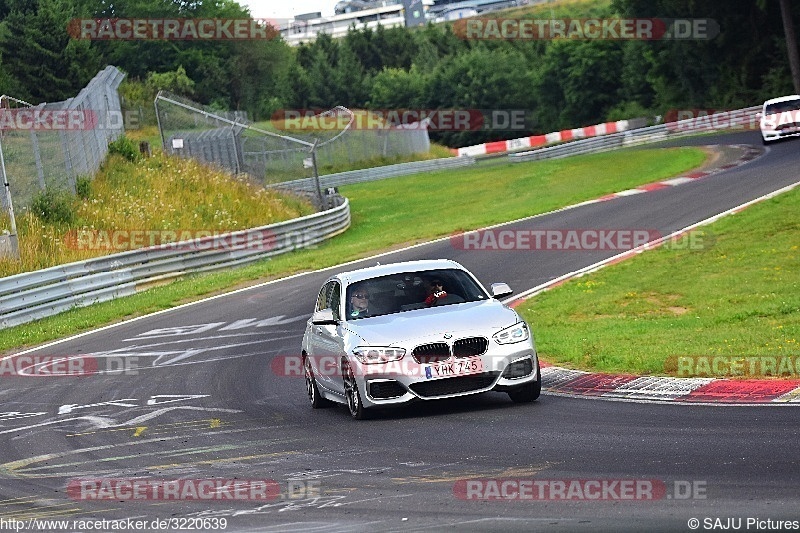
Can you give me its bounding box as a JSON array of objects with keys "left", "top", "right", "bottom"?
[{"left": 1, "top": 131, "right": 799, "bottom": 532}]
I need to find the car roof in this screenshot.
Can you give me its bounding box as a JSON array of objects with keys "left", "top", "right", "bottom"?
[
  {"left": 334, "top": 259, "right": 465, "bottom": 284},
  {"left": 763, "top": 95, "right": 800, "bottom": 105}
]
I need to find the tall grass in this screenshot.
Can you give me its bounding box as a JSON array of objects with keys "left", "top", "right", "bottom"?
[
  {"left": 518, "top": 186, "right": 800, "bottom": 376},
  {"left": 0, "top": 151, "right": 315, "bottom": 277}
]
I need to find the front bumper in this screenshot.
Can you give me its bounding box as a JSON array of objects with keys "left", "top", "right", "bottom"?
[
  {"left": 355, "top": 347, "right": 539, "bottom": 408},
  {"left": 761, "top": 125, "right": 800, "bottom": 142}
]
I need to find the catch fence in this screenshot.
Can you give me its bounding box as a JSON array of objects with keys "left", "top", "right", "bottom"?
[
  {"left": 0, "top": 66, "right": 126, "bottom": 258},
  {"left": 154, "top": 92, "right": 431, "bottom": 188}
]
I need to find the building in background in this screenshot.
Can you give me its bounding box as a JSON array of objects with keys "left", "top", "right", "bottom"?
[
  {"left": 427, "top": 0, "right": 525, "bottom": 22},
  {"left": 281, "top": 0, "right": 425, "bottom": 45},
  {"left": 278, "top": 0, "right": 523, "bottom": 44}
]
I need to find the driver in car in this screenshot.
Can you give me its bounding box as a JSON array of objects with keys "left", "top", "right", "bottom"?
[{"left": 349, "top": 289, "right": 371, "bottom": 318}]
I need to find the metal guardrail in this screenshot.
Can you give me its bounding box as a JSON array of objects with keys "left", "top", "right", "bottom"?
[
  {"left": 510, "top": 107, "right": 761, "bottom": 162},
  {"left": 0, "top": 198, "right": 350, "bottom": 329},
  {"left": 270, "top": 156, "right": 477, "bottom": 192}
]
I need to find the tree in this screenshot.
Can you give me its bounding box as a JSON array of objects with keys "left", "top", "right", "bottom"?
[
  {"left": 343, "top": 27, "right": 381, "bottom": 73},
  {"left": 307, "top": 47, "right": 337, "bottom": 108},
  {"left": 145, "top": 65, "right": 195, "bottom": 97},
  {"left": 779, "top": 0, "right": 800, "bottom": 93},
  {"left": 333, "top": 42, "right": 369, "bottom": 107},
  {"left": 424, "top": 46, "right": 536, "bottom": 146},
  {"left": 282, "top": 60, "right": 313, "bottom": 109},
  {"left": 0, "top": 0, "right": 100, "bottom": 102},
  {"left": 369, "top": 67, "right": 425, "bottom": 109},
  {"left": 612, "top": 0, "right": 800, "bottom": 108},
  {"left": 372, "top": 25, "right": 417, "bottom": 70}
]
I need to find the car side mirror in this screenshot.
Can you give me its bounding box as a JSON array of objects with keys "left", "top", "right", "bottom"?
[
  {"left": 490, "top": 283, "right": 513, "bottom": 299},
  {"left": 311, "top": 309, "right": 338, "bottom": 325},
  {"left": 755, "top": 112, "right": 763, "bottom": 119}
]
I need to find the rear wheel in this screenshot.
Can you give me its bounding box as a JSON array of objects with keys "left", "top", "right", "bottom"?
[
  {"left": 342, "top": 360, "right": 369, "bottom": 420},
  {"left": 508, "top": 360, "right": 541, "bottom": 403},
  {"left": 305, "top": 356, "right": 332, "bottom": 408}
]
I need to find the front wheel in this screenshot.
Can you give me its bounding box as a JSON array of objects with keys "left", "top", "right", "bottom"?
[
  {"left": 508, "top": 360, "right": 541, "bottom": 403},
  {"left": 342, "top": 359, "right": 369, "bottom": 420},
  {"left": 305, "top": 356, "right": 332, "bottom": 409}
]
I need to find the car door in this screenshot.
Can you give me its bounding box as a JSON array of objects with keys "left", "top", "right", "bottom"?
[{"left": 307, "top": 280, "right": 346, "bottom": 395}]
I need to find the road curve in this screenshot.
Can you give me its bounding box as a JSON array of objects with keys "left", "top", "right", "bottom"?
[{"left": 1, "top": 130, "right": 799, "bottom": 532}]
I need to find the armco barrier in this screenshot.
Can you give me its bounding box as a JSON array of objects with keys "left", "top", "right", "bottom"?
[
  {"left": 0, "top": 198, "right": 350, "bottom": 329},
  {"left": 455, "top": 119, "right": 640, "bottom": 157},
  {"left": 270, "top": 156, "right": 476, "bottom": 193},
  {"left": 510, "top": 106, "right": 761, "bottom": 163}
]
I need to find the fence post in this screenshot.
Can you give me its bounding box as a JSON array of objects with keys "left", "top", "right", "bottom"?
[
  {"left": 0, "top": 138, "right": 19, "bottom": 260},
  {"left": 310, "top": 139, "right": 327, "bottom": 210},
  {"left": 29, "top": 130, "right": 46, "bottom": 190}
]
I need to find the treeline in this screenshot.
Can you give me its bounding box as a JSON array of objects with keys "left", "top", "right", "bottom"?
[{"left": 0, "top": 0, "right": 797, "bottom": 147}]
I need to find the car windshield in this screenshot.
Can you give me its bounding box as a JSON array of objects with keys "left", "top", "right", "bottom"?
[
  {"left": 765, "top": 98, "right": 800, "bottom": 114},
  {"left": 345, "top": 268, "right": 489, "bottom": 320}
]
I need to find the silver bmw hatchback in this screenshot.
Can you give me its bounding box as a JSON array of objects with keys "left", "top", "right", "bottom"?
[{"left": 301, "top": 259, "right": 541, "bottom": 419}]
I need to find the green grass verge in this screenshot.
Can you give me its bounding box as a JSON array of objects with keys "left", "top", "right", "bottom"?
[
  {"left": 1, "top": 146, "right": 706, "bottom": 353},
  {"left": 518, "top": 186, "right": 800, "bottom": 378}
]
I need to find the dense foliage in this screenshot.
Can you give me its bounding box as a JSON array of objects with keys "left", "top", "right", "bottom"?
[{"left": 0, "top": 0, "right": 797, "bottom": 146}]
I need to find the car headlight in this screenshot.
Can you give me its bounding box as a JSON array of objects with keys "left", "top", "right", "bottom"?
[
  {"left": 493, "top": 322, "right": 529, "bottom": 345},
  {"left": 353, "top": 347, "right": 406, "bottom": 364}
]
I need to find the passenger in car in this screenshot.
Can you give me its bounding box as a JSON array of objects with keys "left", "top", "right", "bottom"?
[{"left": 424, "top": 278, "right": 448, "bottom": 306}]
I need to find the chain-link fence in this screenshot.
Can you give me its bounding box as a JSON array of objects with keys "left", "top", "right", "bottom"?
[
  {"left": 0, "top": 66, "right": 127, "bottom": 258},
  {"left": 155, "top": 92, "right": 431, "bottom": 188}
]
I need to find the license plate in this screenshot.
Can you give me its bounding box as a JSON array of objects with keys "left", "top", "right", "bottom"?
[{"left": 424, "top": 357, "right": 483, "bottom": 379}]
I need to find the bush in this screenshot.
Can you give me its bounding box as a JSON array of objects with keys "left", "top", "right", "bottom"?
[
  {"left": 30, "top": 189, "right": 76, "bottom": 225},
  {"left": 108, "top": 135, "right": 141, "bottom": 162},
  {"left": 76, "top": 176, "right": 91, "bottom": 200}
]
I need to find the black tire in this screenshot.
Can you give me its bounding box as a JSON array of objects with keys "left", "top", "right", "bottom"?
[
  {"left": 304, "top": 356, "right": 332, "bottom": 409},
  {"left": 342, "top": 359, "right": 369, "bottom": 420},
  {"left": 508, "top": 360, "right": 541, "bottom": 403}
]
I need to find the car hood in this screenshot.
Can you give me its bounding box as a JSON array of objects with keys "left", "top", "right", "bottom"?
[{"left": 344, "top": 300, "right": 521, "bottom": 346}]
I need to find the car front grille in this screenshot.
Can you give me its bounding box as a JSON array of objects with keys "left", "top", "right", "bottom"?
[
  {"left": 452, "top": 337, "right": 488, "bottom": 357},
  {"left": 409, "top": 372, "right": 499, "bottom": 398},
  {"left": 368, "top": 380, "right": 407, "bottom": 399},
  {"left": 412, "top": 342, "right": 450, "bottom": 364}
]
